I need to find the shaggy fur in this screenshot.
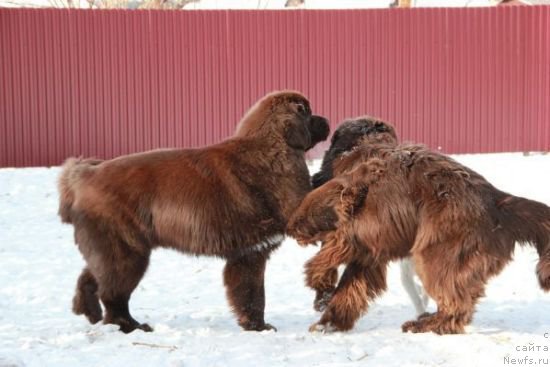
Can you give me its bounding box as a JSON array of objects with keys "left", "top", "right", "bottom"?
[
  {"left": 308, "top": 117, "right": 428, "bottom": 315},
  {"left": 288, "top": 119, "right": 550, "bottom": 334},
  {"left": 58, "top": 90, "right": 330, "bottom": 333}
]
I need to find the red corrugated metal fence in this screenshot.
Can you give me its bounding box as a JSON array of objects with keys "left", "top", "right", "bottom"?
[{"left": 0, "top": 7, "right": 549, "bottom": 167}]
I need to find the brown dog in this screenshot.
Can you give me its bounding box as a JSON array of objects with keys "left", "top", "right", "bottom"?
[
  {"left": 301, "top": 117, "right": 399, "bottom": 314},
  {"left": 58, "top": 90, "right": 329, "bottom": 333},
  {"left": 288, "top": 119, "right": 550, "bottom": 334}
]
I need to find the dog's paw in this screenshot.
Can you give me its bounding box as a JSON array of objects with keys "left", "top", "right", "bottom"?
[
  {"left": 261, "top": 323, "right": 278, "bottom": 332},
  {"left": 118, "top": 321, "right": 154, "bottom": 334},
  {"left": 401, "top": 315, "right": 463, "bottom": 335},
  {"left": 242, "top": 321, "right": 277, "bottom": 332},
  {"left": 313, "top": 290, "right": 334, "bottom": 312},
  {"left": 308, "top": 322, "right": 337, "bottom": 333},
  {"left": 137, "top": 323, "right": 154, "bottom": 332},
  {"left": 401, "top": 319, "right": 423, "bottom": 333}
]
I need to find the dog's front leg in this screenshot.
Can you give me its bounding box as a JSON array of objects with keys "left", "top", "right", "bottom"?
[
  {"left": 223, "top": 250, "right": 277, "bottom": 332},
  {"left": 310, "top": 259, "right": 388, "bottom": 333},
  {"left": 304, "top": 236, "right": 354, "bottom": 312}
]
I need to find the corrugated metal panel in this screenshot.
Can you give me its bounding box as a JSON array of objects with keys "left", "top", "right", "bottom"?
[{"left": 0, "top": 7, "right": 549, "bottom": 167}]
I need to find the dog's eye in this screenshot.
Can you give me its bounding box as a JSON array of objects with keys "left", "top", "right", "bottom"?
[
  {"left": 295, "top": 102, "right": 309, "bottom": 115},
  {"left": 374, "top": 122, "right": 388, "bottom": 133}
]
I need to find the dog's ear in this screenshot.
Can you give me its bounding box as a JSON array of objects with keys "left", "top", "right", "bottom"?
[{"left": 285, "top": 118, "right": 312, "bottom": 150}]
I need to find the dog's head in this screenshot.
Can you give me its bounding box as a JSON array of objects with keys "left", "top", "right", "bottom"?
[
  {"left": 312, "top": 117, "right": 397, "bottom": 188},
  {"left": 234, "top": 90, "right": 330, "bottom": 151},
  {"left": 330, "top": 117, "right": 397, "bottom": 156}
]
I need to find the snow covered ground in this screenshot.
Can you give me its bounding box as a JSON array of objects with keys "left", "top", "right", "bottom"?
[{"left": 0, "top": 152, "right": 549, "bottom": 367}]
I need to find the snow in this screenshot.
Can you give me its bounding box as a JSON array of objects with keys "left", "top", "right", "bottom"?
[{"left": 0, "top": 152, "right": 549, "bottom": 367}]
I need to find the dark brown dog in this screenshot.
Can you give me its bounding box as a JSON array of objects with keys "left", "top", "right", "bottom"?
[
  {"left": 288, "top": 119, "right": 550, "bottom": 334},
  {"left": 58, "top": 90, "right": 329, "bottom": 333}
]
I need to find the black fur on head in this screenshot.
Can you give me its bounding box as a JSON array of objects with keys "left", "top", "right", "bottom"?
[{"left": 311, "top": 116, "right": 398, "bottom": 188}]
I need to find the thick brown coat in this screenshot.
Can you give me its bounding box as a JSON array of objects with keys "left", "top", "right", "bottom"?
[
  {"left": 289, "top": 119, "right": 550, "bottom": 334},
  {"left": 58, "top": 90, "right": 330, "bottom": 333}
]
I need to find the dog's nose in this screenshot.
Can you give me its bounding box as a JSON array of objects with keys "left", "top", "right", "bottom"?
[{"left": 309, "top": 115, "right": 330, "bottom": 143}]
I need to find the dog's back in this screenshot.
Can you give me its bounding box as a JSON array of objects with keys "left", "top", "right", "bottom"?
[{"left": 407, "top": 150, "right": 550, "bottom": 290}]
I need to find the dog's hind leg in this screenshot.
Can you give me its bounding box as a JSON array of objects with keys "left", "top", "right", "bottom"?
[
  {"left": 402, "top": 238, "right": 510, "bottom": 335},
  {"left": 73, "top": 267, "right": 103, "bottom": 324},
  {"left": 96, "top": 245, "right": 152, "bottom": 334},
  {"left": 76, "top": 219, "right": 152, "bottom": 333},
  {"left": 310, "top": 259, "right": 387, "bottom": 332}
]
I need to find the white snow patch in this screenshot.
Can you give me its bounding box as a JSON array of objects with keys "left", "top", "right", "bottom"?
[{"left": 0, "top": 152, "right": 549, "bottom": 366}]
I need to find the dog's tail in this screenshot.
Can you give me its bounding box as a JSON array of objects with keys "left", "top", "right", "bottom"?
[
  {"left": 58, "top": 157, "right": 101, "bottom": 223},
  {"left": 497, "top": 194, "right": 550, "bottom": 290}
]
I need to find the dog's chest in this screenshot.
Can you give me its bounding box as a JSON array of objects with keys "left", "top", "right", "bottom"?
[{"left": 276, "top": 165, "right": 312, "bottom": 219}]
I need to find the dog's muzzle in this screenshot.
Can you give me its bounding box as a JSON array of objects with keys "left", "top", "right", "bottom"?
[{"left": 307, "top": 115, "right": 330, "bottom": 150}]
